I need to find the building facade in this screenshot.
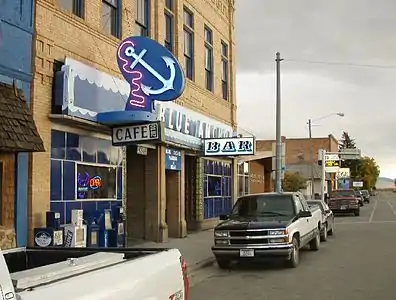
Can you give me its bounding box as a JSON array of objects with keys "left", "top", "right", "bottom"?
[
  {"left": 0, "top": 1, "right": 44, "bottom": 249},
  {"left": 31, "top": 0, "right": 236, "bottom": 243}
]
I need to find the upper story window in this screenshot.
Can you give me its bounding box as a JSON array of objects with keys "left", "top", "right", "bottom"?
[
  {"left": 136, "top": 0, "right": 150, "bottom": 37},
  {"left": 58, "top": 0, "right": 84, "bottom": 18},
  {"left": 204, "top": 25, "right": 213, "bottom": 92},
  {"left": 221, "top": 41, "right": 229, "bottom": 100},
  {"left": 164, "top": 0, "right": 174, "bottom": 52},
  {"left": 183, "top": 7, "right": 194, "bottom": 80},
  {"left": 102, "top": 0, "right": 121, "bottom": 38}
]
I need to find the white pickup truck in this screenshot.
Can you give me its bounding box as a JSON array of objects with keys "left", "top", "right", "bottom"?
[
  {"left": 0, "top": 246, "right": 189, "bottom": 300},
  {"left": 212, "top": 192, "right": 323, "bottom": 268}
]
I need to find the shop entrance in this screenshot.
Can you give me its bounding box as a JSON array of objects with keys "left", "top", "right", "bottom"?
[
  {"left": 165, "top": 169, "right": 181, "bottom": 237},
  {"left": 184, "top": 155, "right": 197, "bottom": 231}
]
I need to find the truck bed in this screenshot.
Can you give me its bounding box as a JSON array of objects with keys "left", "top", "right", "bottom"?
[{"left": 4, "top": 247, "right": 170, "bottom": 291}]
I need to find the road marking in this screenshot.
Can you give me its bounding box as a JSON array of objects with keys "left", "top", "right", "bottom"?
[
  {"left": 335, "top": 220, "right": 396, "bottom": 225},
  {"left": 369, "top": 199, "right": 378, "bottom": 223},
  {"left": 387, "top": 201, "right": 396, "bottom": 215}
]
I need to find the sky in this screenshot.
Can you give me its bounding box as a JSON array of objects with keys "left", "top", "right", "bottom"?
[{"left": 235, "top": 0, "right": 396, "bottom": 179}]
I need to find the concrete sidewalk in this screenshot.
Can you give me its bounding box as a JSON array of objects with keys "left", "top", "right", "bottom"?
[{"left": 128, "top": 230, "right": 215, "bottom": 272}]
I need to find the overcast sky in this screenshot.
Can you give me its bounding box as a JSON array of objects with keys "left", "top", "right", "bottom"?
[{"left": 235, "top": 0, "right": 396, "bottom": 179}]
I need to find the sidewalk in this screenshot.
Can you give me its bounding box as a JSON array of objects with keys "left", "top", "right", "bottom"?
[{"left": 128, "top": 229, "right": 215, "bottom": 273}]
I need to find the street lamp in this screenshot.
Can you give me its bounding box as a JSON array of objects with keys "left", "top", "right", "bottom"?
[{"left": 307, "top": 112, "right": 344, "bottom": 196}]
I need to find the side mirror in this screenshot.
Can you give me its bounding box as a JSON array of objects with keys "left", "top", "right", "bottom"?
[
  {"left": 219, "top": 214, "right": 229, "bottom": 220},
  {"left": 325, "top": 209, "right": 331, "bottom": 214},
  {"left": 298, "top": 210, "right": 312, "bottom": 218}
]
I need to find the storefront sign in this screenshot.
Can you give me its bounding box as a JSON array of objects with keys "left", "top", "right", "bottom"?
[
  {"left": 165, "top": 148, "right": 182, "bottom": 171},
  {"left": 156, "top": 102, "right": 233, "bottom": 139},
  {"left": 112, "top": 121, "right": 164, "bottom": 146},
  {"left": 204, "top": 137, "right": 255, "bottom": 156},
  {"left": 96, "top": 36, "right": 185, "bottom": 125}
]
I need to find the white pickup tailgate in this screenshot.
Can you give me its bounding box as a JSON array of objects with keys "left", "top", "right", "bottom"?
[{"left": 17, "top": 249, "right": 185, "bottom": 300}]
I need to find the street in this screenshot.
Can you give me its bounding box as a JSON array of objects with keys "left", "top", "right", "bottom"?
[{"left": 189, "top": 192, "right": 396, "bottom": 300}]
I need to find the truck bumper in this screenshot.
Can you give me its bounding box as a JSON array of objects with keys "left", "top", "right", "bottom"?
[{"left": 212, "top": 245, "right": 294, "bottom": 260}]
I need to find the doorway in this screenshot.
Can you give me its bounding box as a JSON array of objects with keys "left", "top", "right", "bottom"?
[{"left": 184, "top": 155, "right": 197, "bottom": 231}]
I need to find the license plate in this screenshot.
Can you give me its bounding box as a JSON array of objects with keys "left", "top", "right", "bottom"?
[
  {"left": 239, "top": 249, "right": 254, "bottom": 257},
  {"left": 340, "top": 205, "right": 347, "bottom": 210}
]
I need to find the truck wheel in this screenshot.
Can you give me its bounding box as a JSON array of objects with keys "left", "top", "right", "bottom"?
[
  {"left": 216, "top": 258, "right": 231, "bottom": 269},
  {"left": 286, "top": 236, "right": 299, "bottom": 268},
  {"left": 320, "top": 224, "right": 328, "bottom": 242},
  {"left": 328, "top": 225, "right": 334, "bottom": 236},
  {"left": 310, "top": 231, "right": 320, "bottom": 251},
  {"left": 354, "top": 209, "right": 360, "bottom": 216}
]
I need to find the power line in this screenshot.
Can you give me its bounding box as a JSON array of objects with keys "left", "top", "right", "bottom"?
[{"left": 284, "top": 58, "right": 396, "bottom": 70}]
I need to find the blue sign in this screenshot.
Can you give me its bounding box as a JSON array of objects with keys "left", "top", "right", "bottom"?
[
  {"left": 97, "top": 37, "right": 185, "bottom": 125},
  {"left": 338, "top": 178, "right": 350, "bottom": 189},
  {"left": 165, "top": 148, "right": 182, "bottom": 171}
]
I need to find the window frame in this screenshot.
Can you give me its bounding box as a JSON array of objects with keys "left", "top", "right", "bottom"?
[
  {"left": 204, "top": 25, "right": 214, "bottom": 92},
  {"left": 221, "top": 40, "right": 229, "bottom": 100},
  {"left": 237, "top": 162, "right": 250, "bottom": 197},
  {"left": 102, "top": 0, "right": 122, "bottom": 38},
  {"left": 164, "top": 2, "right": 174, "bottom": 53},
  {"left": 58, "top": 0, "right": 85, "bottom": 18},
  {"left": 136, "top": 0, "right": 150, "bottom": 37},
  {"left": 183, "top": 7, "right": 194, "bottom": 80}
]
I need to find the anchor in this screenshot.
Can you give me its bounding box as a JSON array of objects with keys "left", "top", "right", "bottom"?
[{"left": 123, "top": 44, "right": 176, "bottom": 96}]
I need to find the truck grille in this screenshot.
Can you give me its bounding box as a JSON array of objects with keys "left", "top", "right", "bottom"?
[{"left": 229, "top": 230, "right": 270, "bottom": 245}]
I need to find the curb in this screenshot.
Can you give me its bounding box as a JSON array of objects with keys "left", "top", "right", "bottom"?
[{"left": 188, "top": 256, "right": 216, "bottom": 274}]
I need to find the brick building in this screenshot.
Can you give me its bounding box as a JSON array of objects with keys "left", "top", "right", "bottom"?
[
  {"left": 256, "top": 134, "right": 339, "bottom": 192},
  {"left": 0, "top": 1, "right": 44, "bottom": 249},
  {"left": 30, "top": 0, "right": 236, "bottom": 243}
]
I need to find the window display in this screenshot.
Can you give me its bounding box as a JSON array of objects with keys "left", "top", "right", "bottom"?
[{"left": 76, "top": 164, "right": 116, "bottom": 200}]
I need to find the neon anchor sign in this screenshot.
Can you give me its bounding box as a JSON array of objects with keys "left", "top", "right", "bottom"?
[{"left": 116, "top": 36, "right": 185, "bottom": 114}]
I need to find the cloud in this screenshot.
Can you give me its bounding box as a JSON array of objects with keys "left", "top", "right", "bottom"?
[{"left": 235, "top": 0, "right": 396, "bottom": 177}]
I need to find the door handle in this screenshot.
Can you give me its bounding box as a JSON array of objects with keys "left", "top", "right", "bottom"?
[{"left": 306, "top": 219, "right": 309, "bottom": 222}]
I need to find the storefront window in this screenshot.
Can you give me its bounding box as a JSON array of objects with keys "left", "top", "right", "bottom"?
[
  {"left": 238, "top": 162, "right": 250, "bottom": 197},
  {"left": 50, "top": 130, "right": 123, "bottom": 224},
  {"left": 203, "top": 159, "right": 232, "bottom": 219}
]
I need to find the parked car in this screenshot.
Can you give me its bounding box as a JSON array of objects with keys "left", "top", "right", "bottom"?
[
  {"left": 360, "top": 190, "right": 370, "bottom": 203},
  {"left": 307, "top": 200, "right": 335, "bottom": 241},
  {"left": 211, "top": 192, "right": 323, "bottom": 269},
  {"left": 328, "top": 189, "right": 361, "bottom": 216},
  {"left": 1, "top": 247, "right": 189, "bottom": 300},
  {"left": 355, "top": 190, "right": 365, "bottom": 206}
]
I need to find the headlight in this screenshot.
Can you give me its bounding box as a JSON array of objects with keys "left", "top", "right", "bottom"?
[
  {"left": 269, "top": 229, "right": 287, "bottom": 236},
  {"left": 214, "top": 231, "right": 229, "bottom": 237},
  {"left": 215, "top": 239, "right": 229, "bottom": 245},
  {"left": 269, "top": 238, "right": 287, "bottom": 243}
]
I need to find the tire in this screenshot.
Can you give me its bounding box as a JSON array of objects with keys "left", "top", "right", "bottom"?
[
  {"left": 328, "top": 225, "right": 334, "bottom": 236},
  {"left": 354, "top": 209, "right": 360, "bottom": 216},
  {"left": 320, "top": 224, "right": 328, "bottom": 242},
  {"left": 286, "top": 236, "right": 299, "bottom": 268},
  {"left": 216, "top": 258, "right": 231, "bottom": 269},
  {"left": 309, "top": 230, "right": 320, "bottom": 251}
]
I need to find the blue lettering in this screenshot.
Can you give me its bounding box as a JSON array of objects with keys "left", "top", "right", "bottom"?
[
  {"left": 206, "top": 141, "right": 220, "bottom": 153},
  {"left": 222, "top": 141, "right": 236, "bottom": 152}
]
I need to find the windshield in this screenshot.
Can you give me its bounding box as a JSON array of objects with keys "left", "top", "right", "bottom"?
[
  {"left": 307, "top": 201, "right": 324, "bottom": 212},
  {"left": 361, "top": 190, "right": 369, "bottom": 195},
  {"left": 332, "top": 190, "right": 355, "bottom": 197},
  {"left": 231, "top": 194, "right": 295, "bottom": 217}
]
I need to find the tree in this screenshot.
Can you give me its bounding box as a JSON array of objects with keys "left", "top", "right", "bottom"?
[
  {"left": 357, "top": 156, "right": 380, "bottom": 190},
  {"left": 339, "top": 131, "right": 362, "bottom": 178},
  {"left": 282, "top": 172, "right": 307, "bottom": 192}
]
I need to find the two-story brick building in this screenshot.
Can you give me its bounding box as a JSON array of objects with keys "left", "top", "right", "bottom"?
[
  {"left": 30, "top": 0, "right": 236, "bottom": 243},
  {"left": 0, "top": 1, "right": 44, "bottom": 249}
]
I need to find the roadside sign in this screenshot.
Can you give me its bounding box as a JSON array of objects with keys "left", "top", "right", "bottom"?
[
  {"left": 325, "top": 160, "right": 340, "bottom": 167},
  {"left": 340, "top": 148, "right": 361, "bottom": 160},
  {"left": 352, "top": 181, "right": 364, "bottom": 187},
  {"left": 324, "top": 154, "right": 339, "bottom": 161},
  {"left": 337, "top": 168, "right": 350, "bottom": 179}
]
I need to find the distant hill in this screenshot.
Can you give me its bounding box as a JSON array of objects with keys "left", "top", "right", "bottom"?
[{"left": 376, "top": 177, "right": 395, "bottom": 189}]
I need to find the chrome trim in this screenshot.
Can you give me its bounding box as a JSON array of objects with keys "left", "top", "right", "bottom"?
[
  {"left": 216, "top": 234, "right": 287, "bottom": 240},
  {"left": 228, "top": 228, "right": 285, "bottom": 232},
  {"left": 213, "top": 243, "right": 293, "bottom": 249}
]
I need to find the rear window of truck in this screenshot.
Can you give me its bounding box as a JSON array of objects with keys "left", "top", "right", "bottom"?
[{"left": 332, "top": 190, "right": 355, "bottom": 197}]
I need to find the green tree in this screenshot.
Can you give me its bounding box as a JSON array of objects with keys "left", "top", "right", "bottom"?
[
  {"left": 357, "top": 156, "right": 380, "bottom": 190},
  {"left": 282, "top": 172, "right": 307, "bottom": 192},
  {"left": 339, "top": 131, "right": 362, "bottom": 178}
]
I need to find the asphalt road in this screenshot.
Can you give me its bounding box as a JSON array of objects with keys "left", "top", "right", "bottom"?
[{"left": 189, "top": 192, "right": 396, "bottom": 300}]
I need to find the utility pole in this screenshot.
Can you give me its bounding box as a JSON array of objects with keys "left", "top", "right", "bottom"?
[
  {"left": 308, "top": 118, "right": 315, "bottom": 196},
  {"left": 275, "top": 52, "right": 283, "bottom": 192}
]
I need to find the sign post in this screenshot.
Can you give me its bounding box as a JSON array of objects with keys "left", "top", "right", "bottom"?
[{"left": 320, "top": 149, "right": 326, "bottom": 202}]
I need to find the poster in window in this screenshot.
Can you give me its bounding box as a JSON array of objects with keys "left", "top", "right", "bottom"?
[
  {"left": 207, "top": 176, "right": 222, "bottom": 197},
  {"left": 76, "top": 164, "right": 116, "bottom": 199}
]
